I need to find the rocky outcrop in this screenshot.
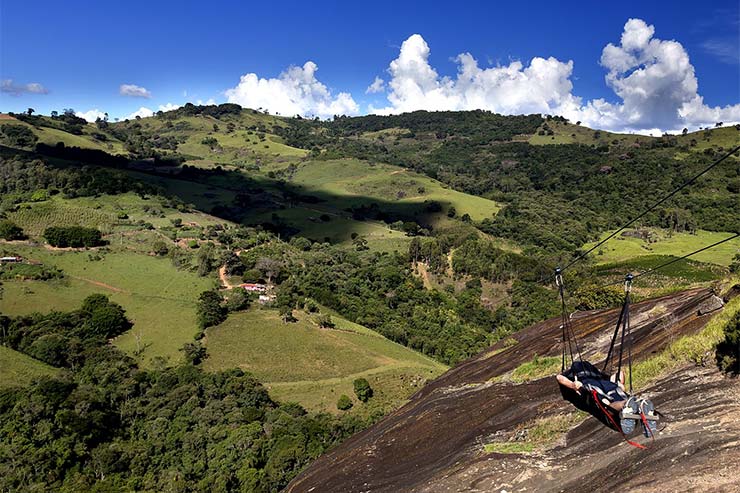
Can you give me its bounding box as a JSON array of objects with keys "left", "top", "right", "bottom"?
[{"left": 287, "top": 288, "right": 739, "bottom": 493}]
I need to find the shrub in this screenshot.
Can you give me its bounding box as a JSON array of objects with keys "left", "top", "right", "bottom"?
[
  {"left": 181, "top": 341, "right": 207, "bottom": 365},
  {"left": 226, "top": 289, "right": 251, "bottom": 312},
  {"left": 196, "top": 291, "right": 226, "bottom": 329},
  {"left": 152, "top": 241, "right": 169, "bottom": 256},
  {"left": 201, "top": 137, "right": 218, "bottom": 148},
  {"left": 0, "top": 124, "right": 38, "bottom": 147},
  {"left": 573, "top": 284, "right": 624, "bottom": 310},
  {"left": 353, "top": 378, "right": 373, "bottom": 402},
  {"left": 716, "top": 310, "right": 740, "bottom": 375},
  {"left": 0, "top": 220, "right": 24, "bottom": 240},
  {"left": 316, "top": 314, "right": 334, "bottom": 328},
  {"left": 242, "top": 268, "right": 263, "bottom": 283},
  {"left": 336, "top": 394, "right": 353, "bottom": 410},
  {"left": 43, "top": 226, "right": 103, "bottom": 248}
]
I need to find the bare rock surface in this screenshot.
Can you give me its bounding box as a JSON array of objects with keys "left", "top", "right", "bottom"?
[{"left": 286, "top": 288, "right": 740, "bottom": 493}]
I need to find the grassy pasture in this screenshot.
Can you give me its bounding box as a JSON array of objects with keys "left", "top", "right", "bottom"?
[
  {"left": 676, "top": 126, "right": 740, "bottom": 152},
  {"left": 527, "top": 120, "right": 652, "bottom": 146},
  {"left": 0, "top": 345, "right": 59, "bottom": 389},
  {"left": 0, "top": 247, "right": 215, "bottom": 366},
  {"left": 583, "top": 229, "right": 740, "bottom": 266},
  {"left": 203, "top": 308, "right": 446, "bottom": 413},
  {"left": 0, "top": 118, "right": 127, "bottom": 153},
  {"left": 288, "top": 158, "right": 500, "bottom": 222},
  {"left": 595, "top": 255, "right": 724, "bottom": 286}
]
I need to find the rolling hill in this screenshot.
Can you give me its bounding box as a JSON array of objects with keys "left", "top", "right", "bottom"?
[{"left": 0, "top": 105, "right": 737, "bottom": 491}]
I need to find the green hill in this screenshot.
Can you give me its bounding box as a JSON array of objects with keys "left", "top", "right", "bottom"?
[
  {"left": 203, "top": 308, "right": 446, "bottom": 414},
  {"left": 1, "top": 105, "right": 737, "bottom": 493}
]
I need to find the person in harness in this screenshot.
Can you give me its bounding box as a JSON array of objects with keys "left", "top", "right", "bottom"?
[
  {"left": 553, "top": 270, "right": 659, "bottom": 439},
  {"left": 557, "top": 364, "right": 628, "bottom": 411},
  {"left": 556, "top": 361, "right": 656, "bottom": 435}
]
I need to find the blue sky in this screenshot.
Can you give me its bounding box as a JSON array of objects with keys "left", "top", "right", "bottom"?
[{"left": 1, "top": 0, "right": 738, "bottom": 132}]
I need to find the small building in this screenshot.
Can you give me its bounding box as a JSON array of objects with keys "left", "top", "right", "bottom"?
[
  {"left": 0, "top": 256, "right": 22, "bottom": 263},
  {"left": 240, "top": 283, "right": 267, "bottom": 293},
  {"left": 258, "top": 294, "right": 275, "bottom": 304}
]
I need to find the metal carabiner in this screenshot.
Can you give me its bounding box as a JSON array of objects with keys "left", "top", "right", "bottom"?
[
  {"left": 624, "top": 273, "right": 634, "bottom": 293},
  {"left": 554, "top": 267, "right": 563, "bottom": 288}
]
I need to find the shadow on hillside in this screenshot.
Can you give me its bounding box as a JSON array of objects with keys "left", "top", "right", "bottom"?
[{"left": 3, "top": 144, "right": 460, "bottom": 244}]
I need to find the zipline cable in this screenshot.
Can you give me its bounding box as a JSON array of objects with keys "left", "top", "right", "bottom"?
[{"left": 542, "top": 144, "right": 740, "bottom": 284}]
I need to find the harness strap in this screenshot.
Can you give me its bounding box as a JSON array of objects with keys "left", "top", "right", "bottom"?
[
  {"left": 639, "top": 403, "right": 656, "bottom": 443},
  {"left": 602, "top": 299, "right": 627, "bottom": 374},
  {"left": 591, "top": 390, "right": 647, "bottom": 450},
  {"left": 555, "top": 268, "right": 584, "bottom": 371}
]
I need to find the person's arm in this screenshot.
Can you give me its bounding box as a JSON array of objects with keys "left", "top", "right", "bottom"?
[{"left": 556, "top": 374, "right": 583, "bottom": 393}]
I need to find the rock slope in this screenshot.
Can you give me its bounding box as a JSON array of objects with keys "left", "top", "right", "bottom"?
[{"left": 286, "top": 288, "right": 740, "bottom": 493}]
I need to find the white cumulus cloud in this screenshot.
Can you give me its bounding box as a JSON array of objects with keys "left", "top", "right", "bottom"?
[
  {"left": 366, "top": 76, "right": 385, "bottom": 94},
  {"left": 567, "top": 18, "right": 740, "bottom": 133},
  {"left": 224, "top": 61, "right": 359, "bottom": 118},
  {"left": 371, "top": 34, "right": 580, "bottom": 116},
  {"left": 158, "top": 102, "right": 182, "bottom": 112},
  {"left": 372, "top": 24, "right": 740, "bottom": 133},
  {"left": 75, "top": 109, "right": 106, "bottom": 122},
  {"left": 125, "top": 107, "right": 154, "bottom": 119},
  {"left": 119, "top": 84, "right": 152, "bottom": 98},
  {"left": 124, "top": 102, "right": 182, "bottom": 120}
]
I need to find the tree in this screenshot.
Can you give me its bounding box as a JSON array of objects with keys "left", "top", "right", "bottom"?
[
  {"left": 0, "top": 123, "right": 38, "bottom": 147},
  {"left": 255, "top": 257, "right": 282, "bottom": 283},
  {"left": 227, "top": 289, "right": 251, "bottom": 312},
  {"left": 682, "top": 128, "right": 688, "bottom": 135},
  {"left": 51, "top": 110, "right": 58, "bottom": 118},
  {"left": 336, "top": 394, "right": 353, "bottom": 410},
  {"left": 85, "top": 303, "right": 130, "bottom": 339},
  {"left": 447, "top": 206, "right": 457, "bottom": 218},
  {"left": 196, "top": 291, "right": 226, "bottom": 329},
  {"left": 0, "top": 220, "right": 24, "bottom": 240},
  {"left": 152, "top": 241, "right": 169, "bottom": 256},
  {"left": 352, "top": 236, "right": 368, "bottom": 251},
  {"left": 43, "top": 226, "right": 103, "bottom": 248},
  {"left": 243, "top": 268, "right": 263, "bottom": 283},
  {"left": 181, "top": 341, "right": 207, "bottom": 365},
  {"left": 353, "top": 378, "right": 373, "bottom": 402},
  {"left": 316, "top": 313, "right": 334, "bottom": 328},
  {"left": 26, "top": 108, "right": 34, "bottom": 116},
  {"left": 279, "top": 305, "right": 296, "bottom": 323},
  {"left": 408, "top": 237, "right": 422, "bottom": 263},
  {"left": 223, "top": 251, "right": 245, "bottom": 276}
]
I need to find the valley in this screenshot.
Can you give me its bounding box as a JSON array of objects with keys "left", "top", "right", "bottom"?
[{"left": 0, "top": 105, "right": 737, "bottom": 492}]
